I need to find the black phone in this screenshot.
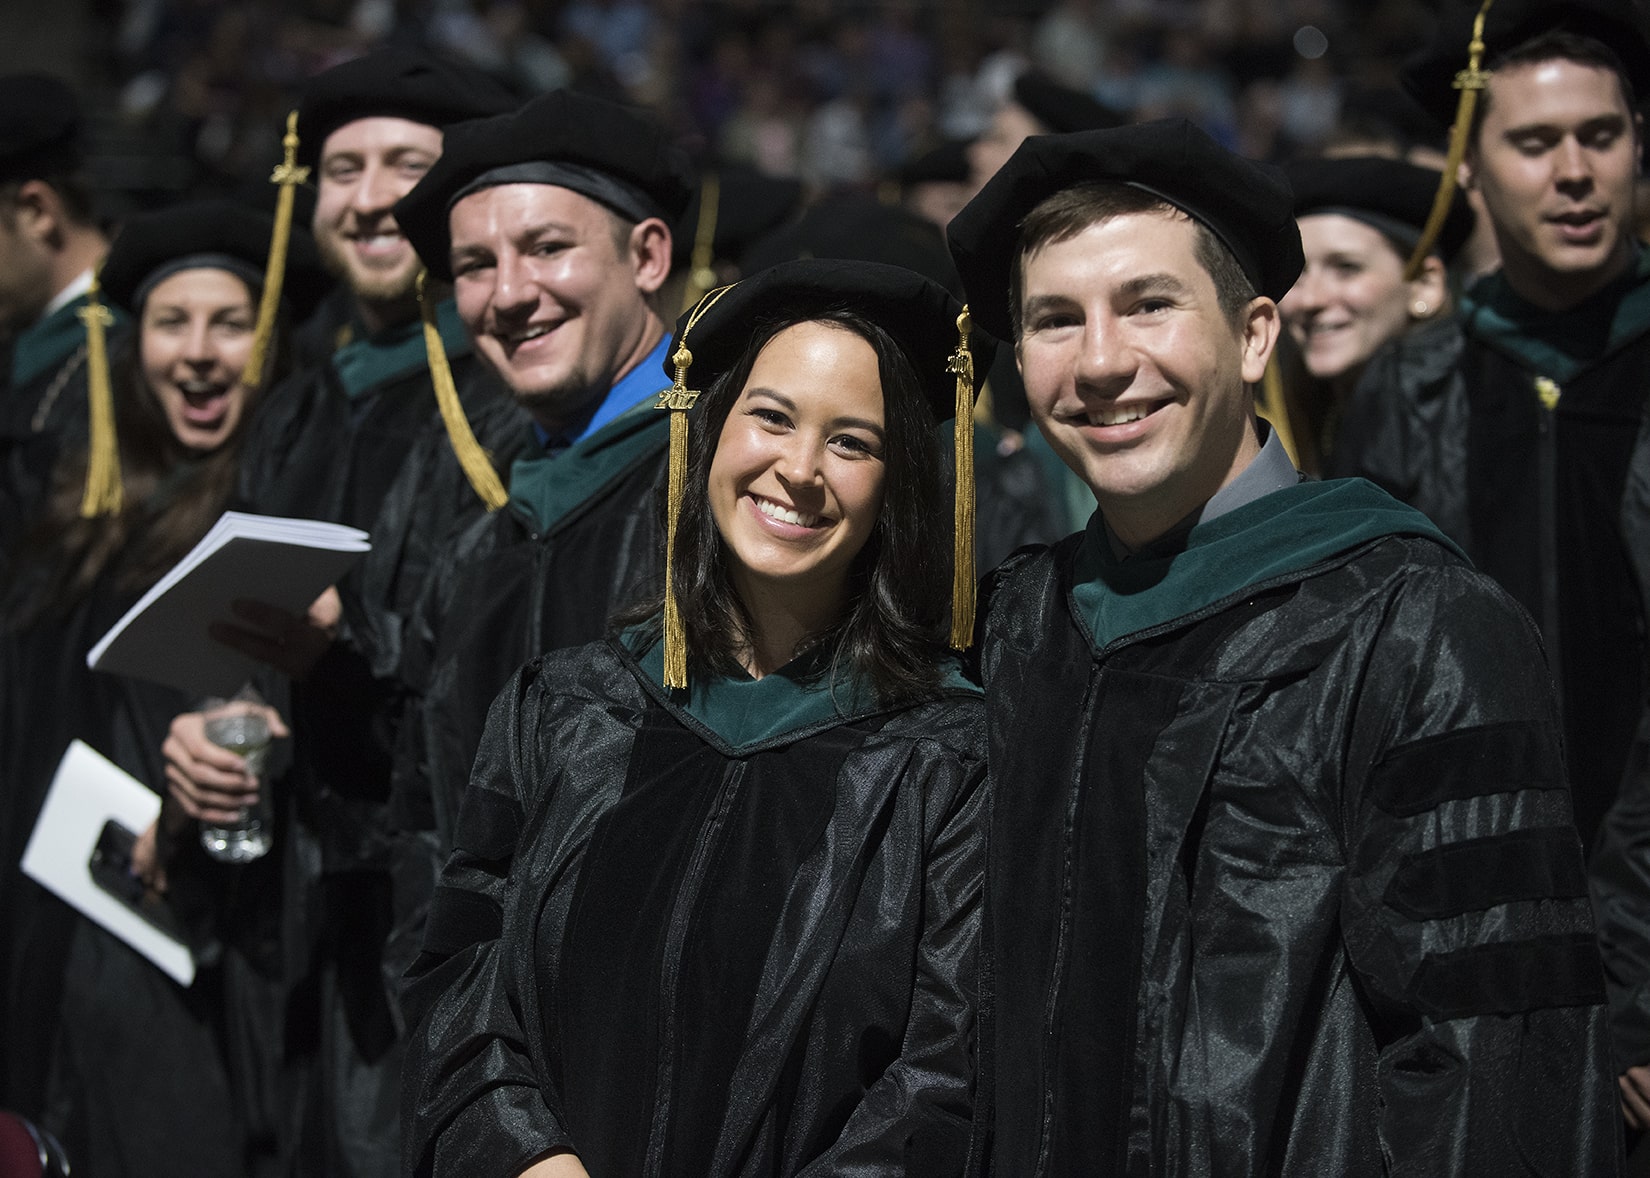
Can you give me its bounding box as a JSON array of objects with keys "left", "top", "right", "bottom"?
[{"left": 88, "top": 818, "right": 189, "bottom": 944}]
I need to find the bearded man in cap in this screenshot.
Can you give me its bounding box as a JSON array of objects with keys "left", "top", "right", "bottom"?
[
  {"left": 155, "top": 47, "right": 519, "bottom": 1178},
  {"left": 0, "top": 73, "right": 117, "bottom": 565},
  {"left": 947, "top": 118, "right": 1618, "bottom": 1174}
]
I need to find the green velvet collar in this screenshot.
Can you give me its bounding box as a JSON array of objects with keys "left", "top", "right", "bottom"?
[
  {"left": 330, "top": 297, "right": 471, "bottom": 399},
  {"left": 1461, "top": 248, "right": 1650, "bottom": 382},
  {"left": 11, "top": 295, "right": 125, "bottom": 388},
  {"left": 1071, "top": 478, "right": 1461, "bottom": 652},
  {"left": 623, "top": 630, "right": 979, "bottom": 755},
  {"left": 506, "top": 398, "right": 669, "bottom": 534}
]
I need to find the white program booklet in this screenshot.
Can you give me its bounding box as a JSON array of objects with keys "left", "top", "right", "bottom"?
[
  {"left": 22, "top": 741, "right": 195, "bottom": 986},
  {"left": 86, "top": 510, "right": 370, "bottom": 697}
]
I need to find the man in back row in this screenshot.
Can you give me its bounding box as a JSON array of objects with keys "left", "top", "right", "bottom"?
[{"left": 948, "top": 118, "right": 1618, "bottom": 1172}]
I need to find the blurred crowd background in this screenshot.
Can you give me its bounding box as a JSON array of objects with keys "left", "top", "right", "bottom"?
[{"left": 0, "top": 0, "right": 1442, "bottom": 216}]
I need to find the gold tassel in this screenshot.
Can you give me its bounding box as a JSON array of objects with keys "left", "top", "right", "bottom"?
[
  {"left": 419, "top": 270, "right": 508, "bottom": 510},
  {"left": 1404, "top": 0, "right": 1496, "bottom": 281},
  {"left": 1258, "top": 355, "right": 1301, "bottom": 469},
  {"left": 244, "top": 110, "right": 310, "bottom": 389},
  {"left": 78, "top": 274, "right": 122, "bottom": 518},
  {"left": 947, "top": 308, "right": 977, "bottom": 650},
  {"left": 658, "top": 343, "right": 699, "bottom": 688},
  {"left": 657, "top": 282, "right": 737, "bottom": 687},
  {"left": 680, "top": 171, "right": 721, "bottom": 314}
]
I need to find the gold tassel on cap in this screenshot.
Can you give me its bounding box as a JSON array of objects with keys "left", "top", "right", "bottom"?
[
  {"left": 418, "top": 270, "right": 508, "bottom": 510},
  {"left": 657, "top": 282, "right": 736, "bottom": 688},
  {"left": 244, "top": 110, "right": 310, "bottom": 389},
  {"left": 78, "top": 273, "right": 122, "bottom": 518},
  {"left": 947, "top": 307, "right": 977, "bottom": 650},
  {"left": 1257, "top": 355, "right": 1301, "bottom": 469},
  {"left": 680, "top": 171, "right": 721, "bottom": 314},
  {"left": 1405, "top": 0, "right": 1496, "bottom": 281}
]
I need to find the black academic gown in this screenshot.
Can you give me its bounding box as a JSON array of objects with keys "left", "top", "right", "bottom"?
[
  {"left": 1345, "top": 263, "right": 1650, "bottom": 852},
  {"left": 231, "top": 299, "right": 526, "bottom": 1178},
  {"left": 401, "top": 636, "right": 987, "bottom": 1178},
  {"left": 392, "top": 401, "right": 671, "bottom": 853},
  {"left": 0, "top": 545, "right": 278, "bottom": 1177},
  {"left": 973, "top": 480, "right": 1619, "bottom": 1177}
]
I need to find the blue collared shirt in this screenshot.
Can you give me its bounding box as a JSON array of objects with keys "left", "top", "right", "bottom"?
[{"left": 533, "top": 336, "right": 671, "bottom": 456}]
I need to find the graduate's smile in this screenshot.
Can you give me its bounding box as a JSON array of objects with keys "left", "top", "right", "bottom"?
[
  {"left": 345, "top": 228, "right": 411, "bottom": 263},
  {"left": 141, "top": 267, "right": 256, "bottom": 453},
  {"left": 450, "top": 181, "right": 670, "bottom": 425},
  {"left": 175, "top": 379, "right": 234, "bottom": 426},
  {"left": 311, "top": 117, "right": 443, "bottom": 303},
  {"left": 746, "top": 491, "right": 830, "bottom": 535},
  {"left": 494, "top": 316, "right": 567, "bottom": 360},
  {"left": 1017, "top": 210, "right": 1273, "bottom": 545},
  {"left": 710, "top": 321, "right": 885, "bottom": 609},
  {"left": 1060, "top": 397, "right": 1172, "bottom": 444}
]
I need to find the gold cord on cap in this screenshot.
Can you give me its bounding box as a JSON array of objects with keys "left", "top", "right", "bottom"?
[
  {"left": 659, "top": 281, "right": 737, "bottom": 688},
  {"left": 947, "top": 307, "right": 977, "bottom": 650},
  {"left": 244, "top": 110, "right": 310, "bottom": 389},
  {"left": 78, "top": 271, "right": 122, "bottom": 518},
  {"left": 1405, "top": 0, "right": 1496, "bottom": 280},
  {"left": 1257, "top": 355, "right": 1301, "bottom": 468},
  {"left": 680, "top": 171, "right": 722, "bottom": 314},
  {"left": 418, "top": 270, "right": 508, "bottom": 511}
]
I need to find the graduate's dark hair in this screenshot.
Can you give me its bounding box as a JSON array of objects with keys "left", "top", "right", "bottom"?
[
  {"left": 1472, "top": 31, "right": 1640, "bottom": 144},
  {"left": 1009, "top": 181, "right": 1257, "bottom": 338},
  {"left": 625, "top": 308, "right": 949, "bottom": 704},
  {"left": 3, "top": 278, "right": 289, "bottom": 628}
]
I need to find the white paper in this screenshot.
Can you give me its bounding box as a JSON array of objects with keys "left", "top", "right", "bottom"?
[
  {"left": 22, "top": 741, "right": 195, "bottom": 986},
  {"left": 86, "top": 510, "right": 370, "bottom": 697}
]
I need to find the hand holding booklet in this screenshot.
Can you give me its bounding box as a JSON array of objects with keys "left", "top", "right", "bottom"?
[
  {"left": 86, "top": 511, "right": 371, "bottom": 697},
  {"left": 23, "top": 741, "right": 196, "bottom": 986}
]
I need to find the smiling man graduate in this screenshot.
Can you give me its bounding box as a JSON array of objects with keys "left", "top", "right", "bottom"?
[
  {"left": 947, "top": 119, "right": 1619, "bottom": 1174},
  {"left": 386, "top": 87, "right": 688, "bottom": 898}
]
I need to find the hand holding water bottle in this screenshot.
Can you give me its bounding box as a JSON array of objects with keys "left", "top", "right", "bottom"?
[{"left": 162, "top": 687, "right": 288, "bottom": 862}]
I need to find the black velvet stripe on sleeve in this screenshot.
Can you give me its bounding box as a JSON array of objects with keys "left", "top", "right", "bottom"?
[
  {"left": 1368, "top": 721, "right": 1565, "bottom": 818},
  {"left": 453, "top": 789, "right": 523, "bottom": 862},
  {"left": 1407, "top": 932, "right": 1607, "bottom": 1020},
  {"left": 1383, "top": 827, "right": 1589, "bottom": 921},
  {"left": 422, "top": 885, "right": 504, "bottom": 959}
]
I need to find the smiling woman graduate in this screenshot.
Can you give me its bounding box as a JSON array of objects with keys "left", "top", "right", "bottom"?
[
  {"left": 401, "top": 259, "right": 993, "bottom": 1178},
  {"left": 0, "top": 198, "right": 326, "bottom": 1174}
]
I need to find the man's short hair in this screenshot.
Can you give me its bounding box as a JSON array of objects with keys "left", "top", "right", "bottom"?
[
  {"left": 1009, "top": 181, "right": 1256, "bottom": 338},
  {"left": 1473, "top": 30, "right": 1640, "bottom": 144}
]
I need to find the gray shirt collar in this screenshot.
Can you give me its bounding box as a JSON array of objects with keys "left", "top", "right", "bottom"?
[{"left": 1105, "top": 421, "right": 1300, "bottom": 560}]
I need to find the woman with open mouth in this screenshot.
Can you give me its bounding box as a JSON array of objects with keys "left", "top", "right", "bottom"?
[
  {"left": 403, "top": 258, "right": 993, "bottom": 1178},
  {"left": 0, "top": 197, "right": 327, "bottom": 1176}
]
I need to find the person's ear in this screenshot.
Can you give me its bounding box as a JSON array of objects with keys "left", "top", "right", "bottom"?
[
  {"left": 629, "top": 217, "right": 673, "bottom": 296},
  {"left": 1238, "top": 296, "right": 1280, "bottom": 385},
  {"left": 1406, "top": 255, "right": 1448, "bottom": 321},
  {"left": 11, "top": 180, "right": 61, "bottom": 245}
]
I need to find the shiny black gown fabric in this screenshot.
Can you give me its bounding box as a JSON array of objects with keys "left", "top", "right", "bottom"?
[
  {"left": 1326, "top": 314, "right": 1472, "bottom": 547},
  {"left": 1340, "top": 298, "right": 1650, "bottom": 853},
  {"left": 390, "top": 416, "right": 669, "bottom": 853},
  {"left": 973, "top": 532, "right": 1619, "bottom": 1175},
  {"left": 0, "top": 557, "right": 279, "bottom": 1175},
  {"left": 401, "top": 640, "right": 987, "bottom": 1177},
  {"left": 231, "top": 322, "right": 523, "bottom": 1177}
]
